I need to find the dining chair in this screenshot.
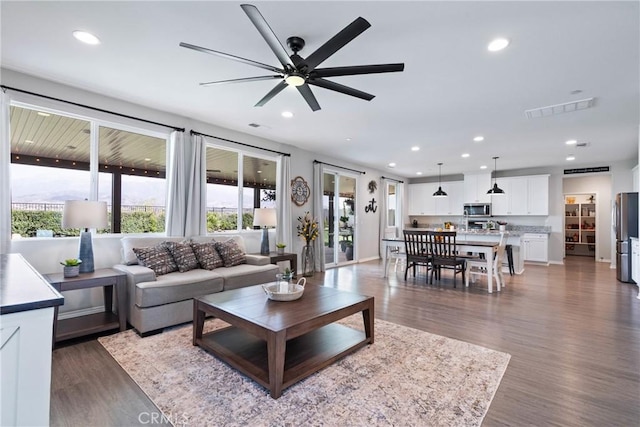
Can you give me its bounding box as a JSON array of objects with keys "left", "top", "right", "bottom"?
[
  {"left": 385, "top": 227, "right": 405, "bottom": 274},
  {"left": 403, "top": 230, "right": 432, "bottom": 282},
  {"left": 428, "top": 231, "right": 466, "bottom": 287},
  {"left": 465, "top": 232, "right": 507, "bottom": 291}
]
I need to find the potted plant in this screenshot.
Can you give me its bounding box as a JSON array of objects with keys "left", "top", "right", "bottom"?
[
  {"left": 339, "top": 216, "right": 350, "bottom": 228},
  {"left": 276, "top": 243, "right": 286, "bottom": 255},
  {"left": 282, "top": 267, "right": 293, "bottom": 281},
  {"left": 60, "top": 258, "right": 82, "bottom": 278},
  {"left": 344, "top": 241, "right": 354, "bottom": 261}
]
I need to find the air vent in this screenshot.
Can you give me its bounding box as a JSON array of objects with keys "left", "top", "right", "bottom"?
[
  {"left": 576, "top": 142, "right": 590, "bottom": 148},
  {"left": 525, "top": 97, "right": 596, "bottom": 119},
  {"left": 248, "top": 123, "right": 261, "bottom": 128}
]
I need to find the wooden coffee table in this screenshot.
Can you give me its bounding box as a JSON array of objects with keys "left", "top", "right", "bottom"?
[{"left": 193, "top": 284, "right": 374, "bottom": 398}]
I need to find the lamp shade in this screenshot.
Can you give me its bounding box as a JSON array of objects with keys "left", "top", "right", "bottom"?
[
  {"left": 62, "top": 200, "right": 108, "bottom": 229},
  {"left": 253, "top": 208, "right": 277, "bottom": 227}
]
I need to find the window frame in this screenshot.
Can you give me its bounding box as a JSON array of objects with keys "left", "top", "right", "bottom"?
[{"left": 7, "top": 99, "right": 171, "bottom": 237}]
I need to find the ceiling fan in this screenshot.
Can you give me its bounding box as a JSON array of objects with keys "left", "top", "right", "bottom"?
[{"left": 180, "top": 3, "right": 404, "bottom": 112}]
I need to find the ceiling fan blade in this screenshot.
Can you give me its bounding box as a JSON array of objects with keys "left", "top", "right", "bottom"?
[
  {"left": 240, "top": 4, "right": 295, "bottom": 69},
  {"left": 303, "top": 17, "right": 371, "bottom": 71},
  {"left": 297, "top": 85, "right": 321, "bottom": 112},
  {"left": 312, "top": 63, "right": 405, "bottom": 78},
  {"left": 255, "top": 81, "right": 288, "bottom": 107},
  {"left": 180, "top": 42, "right": 283, "bottom": 74},
  {"left": 200, "top": 75, "right": 281, "bottom": 87},
  {"left": 308, "top": 78, "right": 375, "bottom": 101}
]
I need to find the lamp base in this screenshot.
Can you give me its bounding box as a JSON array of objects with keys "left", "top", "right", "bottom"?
[
  {"left": 260, "top": 228, "right": 270, "bottom": 255},
  {"left": 78, "top": 230, "right": 95, "bottom": 273}
]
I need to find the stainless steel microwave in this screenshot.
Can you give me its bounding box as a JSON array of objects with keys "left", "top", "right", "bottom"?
[{"left": 463, "top": 203, "right": 491, "bottom": 217}]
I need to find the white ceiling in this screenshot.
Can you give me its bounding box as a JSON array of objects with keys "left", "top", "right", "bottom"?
[{"left": 2, "top": 1, "right": 638, "bottom": 178}]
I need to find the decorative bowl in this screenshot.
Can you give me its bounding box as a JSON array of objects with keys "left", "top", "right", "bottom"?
[{"left": 263, "top": 278, "right": 306, "bottom": 301}]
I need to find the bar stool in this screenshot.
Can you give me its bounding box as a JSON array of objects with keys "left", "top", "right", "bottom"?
[{"left": 505, "top": 245, "right": 515, "bottom": 276}]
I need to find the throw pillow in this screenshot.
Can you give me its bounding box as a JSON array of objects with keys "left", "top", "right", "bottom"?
[
  {"left": 132, "top": 243, "right": 178, "bottom": 276},
  {"left": 191, "top": 242, "right": 224, "bottom": 270},
  {"left": 214, "top": 239, "right": 246, "bottom": 267},
  {"left": 165, "top": 241, "right": 200, "bottom": 272}
]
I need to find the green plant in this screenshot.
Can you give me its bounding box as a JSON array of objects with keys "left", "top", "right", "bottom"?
[
  {"left": 297, "top": 212, "right": 319, "bottom": 245},
  {"left": 339, "top": 216, "right": 350, "bottom": 224},
  {"left": 276, "top": 243, "right": 286, "bottom": 249},
  {"left": 283, "top": 267, "right": 292, "bottom": 279},
  {"left": 60, "top": 258, "right": 82, "bottom": 267}
]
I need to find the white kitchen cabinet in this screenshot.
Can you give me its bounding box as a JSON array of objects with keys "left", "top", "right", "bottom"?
[
  {"left": 463, "top": 173, "right": 492, "bottom": 203},
  {"left": 436, "top": 181, "right": 463, "bottom": 215},
  {"left": 631, "top": 238, "right": 639, "bottom": 285},
  {"left": 522, "top": 233, "right": 549, "bottom": 263},
  {"left": 491, "top": 175, "right": 549, "bottom": 216},
  {"left": 527, "top": 175, "right": 549, "bottom": 215},
  {"left": 408, "top": 182, "right": 462, "bottom": 216}
]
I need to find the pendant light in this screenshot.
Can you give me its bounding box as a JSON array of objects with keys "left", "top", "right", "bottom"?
[
  {"left": 433, "top": 162, "right": 448, "bottom": 197},
  {"left": 487, "top": 156, "right": 505, "bottom": 195}
]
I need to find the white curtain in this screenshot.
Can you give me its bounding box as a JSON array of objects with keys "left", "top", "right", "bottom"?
[
  {"left": 378, "top": 178, "right": 390, "bottom": 257},
  {"left": 275, "top": 155, "right": 292, "bottom": 248},
  {"left": 165, "top": 130, "right": 186, "bottom": 236},
  {"left": 185, "top": 134, "right": 206, "bottom": 237},
  {"left": 397, "top": 181, "right": 405, "bottom": 232},
  {"left": 313, "top": 162, "right": 325, "bottom": 272},
  {"left": 0, "top": 92, "right": 12, "bottom": 254}
]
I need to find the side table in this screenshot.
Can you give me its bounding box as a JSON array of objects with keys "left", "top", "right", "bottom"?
[
  {"left": 44, "top": 268, "right": 126, "bottom": 343},
  {"left": 255, "top": 252, "right": 298, "bottom": 278}
]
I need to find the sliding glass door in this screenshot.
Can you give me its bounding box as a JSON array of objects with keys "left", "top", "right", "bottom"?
[{"left": 322, "top": 170, "right": 357, "bottom": 267}]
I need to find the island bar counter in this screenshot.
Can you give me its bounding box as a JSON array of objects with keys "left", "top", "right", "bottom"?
[{"left": 1, "top": 253, "right": 64, "bottom": 426}]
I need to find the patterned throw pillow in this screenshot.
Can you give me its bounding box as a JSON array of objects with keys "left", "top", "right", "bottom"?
[
  {"left": 214, "top": 239, "right": 246, "bottom": 267},
  {"left": 191, "top": 242, "right": 224, "bottom": 270},
  {"left": 165, "top": 241, "right": 200, "bottom": 272},
  {"left": 132, "top": 243, "right": 178, "bottom": 276}
]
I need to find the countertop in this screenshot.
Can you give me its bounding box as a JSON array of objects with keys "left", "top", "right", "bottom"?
[
  {"left": 1, "top": 253, "right": 64, "bottom": 315},
  {"left": 408, "top": 228, "right": 551, "bottom": 237}
]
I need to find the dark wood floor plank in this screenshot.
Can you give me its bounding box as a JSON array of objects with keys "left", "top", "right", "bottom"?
[{"left": 50, "top": 257, "right": 640, "bottom": 426}]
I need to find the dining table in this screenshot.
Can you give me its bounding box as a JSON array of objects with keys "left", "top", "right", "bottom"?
[{"left": 381, "top": 238, "right": 501, "bottom": 293}]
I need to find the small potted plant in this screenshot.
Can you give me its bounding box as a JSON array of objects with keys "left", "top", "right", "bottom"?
[
  {"left": 60, "top": 258, "right": 82, "bottom": 278},
  {"left": 282, "top": 267, "right": 293, "bottom": 281},
  {"left": 276, "top": 242, "right": 286, "bottom": 255}
]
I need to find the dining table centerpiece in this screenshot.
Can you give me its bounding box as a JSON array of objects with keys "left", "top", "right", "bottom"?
[{"left": 297, "top": 212, "right": 319, "bottom": 277}]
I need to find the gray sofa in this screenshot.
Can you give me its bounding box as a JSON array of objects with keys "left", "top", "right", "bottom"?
[{"left": 114, "top": 235, "right": 279, "bottom": 335}]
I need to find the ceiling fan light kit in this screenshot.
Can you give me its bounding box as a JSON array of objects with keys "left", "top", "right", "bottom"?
[
  {"left": 180, "top": 3, "right": 404, "bottom": 111},
  {"left": 487, "top": 156, "right": 505, "bottom": 195}
]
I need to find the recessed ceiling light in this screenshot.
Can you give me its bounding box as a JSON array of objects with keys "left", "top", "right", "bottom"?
[
  {"left": 411, "top": 146, "right": 420, "bottom": 151},
  {"left": 461, "top": 153, "right": 470, "bottom": 158},
  {"left": 480, "top": 165, "right": 487, "bottom": 169},
  {"left": 488, "top": 38, "right": 510, "bottom": 52},
  {"left": 565, "top": 139, "right": 577, "bottom": 145},
  {"left": 346, "top": 137, "right": 351, "bottom": 141},
  {"left": 473, "top": 136, "right": 484, "bottom": 142},
  {"left": 72, "top": 30, "right": 101, "bottom": 45},
  {"left": 281, "top": 111, "right": 293, "bottom": 118},
  {"left": 416, "top": 172, "right": 423, "bottom": 175},
  {"left": 388, "top": 162, "right": 396, "bottom": 168},
  {"left": 37, "top": 112, "right": 50, "bottom": 117},
  {"left": 257, "top": 170, "right": 262, "bottom": 174},
  {"left": 566, "top": 155, "right": 576, "bottom": 161},
  {"left": 25, "top": 140, "right": 34, "bottom": 144},
  {"left": 144, "top": 158, "right": 151, "bottom": 161}
]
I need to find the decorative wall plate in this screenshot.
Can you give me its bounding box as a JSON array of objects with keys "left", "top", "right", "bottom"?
[
  {"left": 291, "top": 176, "right": 311, "bottom": 206},
  {"left": 368, "top": 180, "right": 378, "bottom": 194}
]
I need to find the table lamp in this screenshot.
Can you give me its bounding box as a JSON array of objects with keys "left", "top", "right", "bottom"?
[
  {"left": 62, "top": 200, "right": 108, "bottom": 273},
  {"left": 253, "top": 208, "right": 277, "bottom": 255}
]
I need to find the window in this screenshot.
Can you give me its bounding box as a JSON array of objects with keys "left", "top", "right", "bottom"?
[
  {"left": 9, "top": 104, "right": 169, "bottom": 238},
  {"left": 205, "top": 145, "right": 277, "bottom": 232},
  {"left": 387, "top": 183, "right": 397, "bottom": 227}
]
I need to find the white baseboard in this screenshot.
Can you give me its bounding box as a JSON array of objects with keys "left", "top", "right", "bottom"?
[
  {"left": 548, "top": 260, "right": 564, "bottom": 265},
  {"left": 359, "top": 256, "right": 379, "bottom": 263},
  {"left": 57, "top": 306, "right": 105, "bottom": 320}
]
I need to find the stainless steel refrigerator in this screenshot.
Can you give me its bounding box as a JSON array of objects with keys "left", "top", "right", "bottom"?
[{"left": 615, "top": 192, "right": 638, "bottom": 283}]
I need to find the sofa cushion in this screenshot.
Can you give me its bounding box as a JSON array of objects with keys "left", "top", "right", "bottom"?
[
  {"left": 165, "top": 241, "right": 200, "bottom": 272},
  {"left": 212, "top": 235, "right": 247, "bottom": 254},
  {"left": 121, "top": 236, "right": 183, "bottom": 265},
  {"left": 215, "top": 263, "right": 280, "bottom": 291},
  {"left": 214, "top": 239, "right": 246, "bottom": 267},
  {"left": 191, "top": 242, "right": 224, "bottom": 270},
  {"left": 135, "top": 269, "right": 224, "bottom": 308},
  {"left": 132, "top": 243, "right": 178, "bottom": 276}
]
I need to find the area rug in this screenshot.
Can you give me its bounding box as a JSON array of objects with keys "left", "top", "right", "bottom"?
[{"left": 98, "top": 315, "right": 510, "bottom": 427}]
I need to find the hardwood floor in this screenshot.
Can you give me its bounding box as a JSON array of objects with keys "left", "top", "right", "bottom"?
[{"left": 50, "top": 257, "right": 640, "bottom": 426}]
